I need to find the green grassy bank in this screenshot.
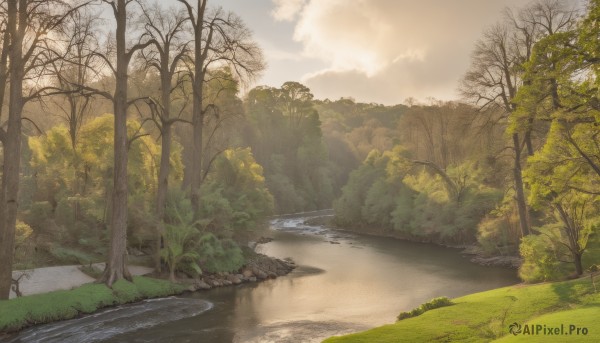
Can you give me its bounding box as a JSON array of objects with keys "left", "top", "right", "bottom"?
[
  {"left": 0, "top": 276, "right": 187, "bottom": 333},
  {"left": 324, "top": 276, "right": 600, "bottom": 342}
]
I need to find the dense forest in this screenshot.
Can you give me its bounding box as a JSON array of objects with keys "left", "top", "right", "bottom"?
[{"left": 1, "top": 0, "right": 600, "bottom": 303}]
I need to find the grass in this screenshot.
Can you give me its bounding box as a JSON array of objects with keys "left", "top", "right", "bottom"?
[
  {"left": 0, "top": 276, "right": 188, "bottom": 333},
  {"left": 323, "top": 276, "right": 600, "bottom": 342}
]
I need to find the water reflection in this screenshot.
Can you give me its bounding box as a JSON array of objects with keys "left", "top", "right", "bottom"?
[{"left": 9, "top": 217, "right": 519, "bottom": 342}]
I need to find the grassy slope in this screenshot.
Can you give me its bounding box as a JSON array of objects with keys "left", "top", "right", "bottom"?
[
  {"left": 0, "top": 276, "right": 187, "bottom": 333},
  {"left": 324, "top": 277, "right": 600, "bottom": 342}
]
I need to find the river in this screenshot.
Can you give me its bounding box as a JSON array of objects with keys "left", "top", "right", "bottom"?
[{"left": 8, "top": 214, "right": 519, "bottom": 343}]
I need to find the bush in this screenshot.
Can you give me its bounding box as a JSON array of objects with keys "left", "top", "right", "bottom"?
[
  {"left": 519, "top": 225, "right": 568, "bottom": 282},
  {"left": 49, "top": 246, "right": 95, "bottom": 265},
  {"left": 397, "top": 297, "right": 454, "bottom": 321},
  {"left": 23, "top": 201, "right": 52, "bottom": 232},
  {"left": 197, "top": 234, "right": 245, "bottom": 273}
]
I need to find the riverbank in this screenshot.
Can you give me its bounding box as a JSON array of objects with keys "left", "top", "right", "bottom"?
[
  {"left": 0, "top": 253, "right": 295, "bottom": 336},
  {"left": 305, "top": 215, "right": 521, "bottom": 269},
  {"left": 324, "top": 275, "right": 600, "bottom": 342}
]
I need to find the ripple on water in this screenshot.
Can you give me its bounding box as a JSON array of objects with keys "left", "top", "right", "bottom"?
[
  {"left": 233, "top": 320, "right": 371, "bottom": 343},
  {"left": 8, "top": 297, "right": 213, "bottom": 343}
]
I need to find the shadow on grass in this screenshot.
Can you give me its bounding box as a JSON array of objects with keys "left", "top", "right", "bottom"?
[{"left": 551, "top": 278, "right": 593, "bottom": 304}]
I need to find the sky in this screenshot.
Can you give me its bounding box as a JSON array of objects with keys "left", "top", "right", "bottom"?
[{"left": 168, "top": 0, "right": 579, "bottom": 105}]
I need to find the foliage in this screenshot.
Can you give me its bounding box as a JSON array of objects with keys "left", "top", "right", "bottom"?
[
  {"left": 162, "top": 188, "right": 247, "bottom": 276},
  {"left": 14, "top": 221, "right": 34, "bottom": 267},
  {"left": 519, "top": 225, "right": 569, "bottom": 283},
  {"left": 196, "top": 233, "right": 245, "bottom": 273},
  {"left": 161, "top": 196, "right": 202, "bottom": 280},
  {"left": 334, "top": 146, "right": 501, "bottom": 244},
  {"left": 243, "top": 83, "right": 334, "bottom": 213},
  {"left": 25, "top": 114, "right": 179, "bottom": 263},
  {"left": 48, "top": 246, "right": 95, "bottom": 265},
  {"left": 199, "top": 147, "right": 273, "bottom": 241},
  {"left": 397, "top": 297, "right": 453, "bottom": 321}
]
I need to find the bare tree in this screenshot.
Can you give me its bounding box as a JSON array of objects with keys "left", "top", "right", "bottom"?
[
  {"left": 0, "top": 0, "right": 86, "bottom": 300},
  {"left": 49, "top": 7, "right": 103, "bottom": 150},
  {"left": 177, "top": 0, "right": 264, "bottom": 219},
  {"left": 138, "top": 3, "right": 189, "bottom": 272},
  {"left": 97, "top": 0, "right": 152, "bottom": 286}
]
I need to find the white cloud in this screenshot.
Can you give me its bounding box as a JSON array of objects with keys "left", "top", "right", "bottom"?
[
  {"left": 276, "top": 0, "right": 529, "bottom": 104},
  {"left": 271, "top": 0, "right": 307, "bottom": 22}
]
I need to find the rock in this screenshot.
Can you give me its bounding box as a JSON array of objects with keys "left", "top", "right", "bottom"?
[
  {"left": 227, "top": 275, "right": 242, "bottom": 284},
  {"left": 242, "top": 269, "right": 254, "bottom": 278},
  {"left": 222, "top": 279, "right": 232, "bottom": 286},
  {"left": 257, "top": 236, "right": 273, "bottom": 244},
  {"left": 256, "top": 270, "right": 268, "bottom": 280},
  {"left": 250, "top": 266, "right": 261, "bottom": 276},
  {"left": 267, "top": 272, "right": 277, "bottom": 279},
  {"left": 195, "top": 280, "right": 211, "bottom": 290},
  {"left": 188, "top": 285, "right": 197, "bottom": 292},
  {"left": 249, "top": 276, "right": 257, "bottom": 282},
  {"left": 128, "top": 247, "right": 145, "bottom": 256}
]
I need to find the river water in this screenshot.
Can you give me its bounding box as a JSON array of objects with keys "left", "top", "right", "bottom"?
[{"left": 8, "top": 215, "right": 519, "bottom": 343}]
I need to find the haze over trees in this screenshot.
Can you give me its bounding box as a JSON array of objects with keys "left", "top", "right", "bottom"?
[{"left": 1, "top": 0, "right": 600, "bottom": 301}]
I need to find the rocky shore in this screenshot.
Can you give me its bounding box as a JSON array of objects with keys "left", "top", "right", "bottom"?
[
  {"left": 186, "top": 253, "right": 296, "bottom": 292},
  {"left": 459, "top": 245, "right": 521, "bottom": 269}
]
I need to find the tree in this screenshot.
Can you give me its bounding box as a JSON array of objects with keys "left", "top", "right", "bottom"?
[
  {"left": 525, "top": 122, "right": 600, "bottom": 275},
  {"left": 0, "top": 0, "right": 85, "bottom": 300},
  {"left": 177, "top": 0, "right": 264, "bottom": 219},
  {"left": 47, "top": 7, "right": 106, "bottom": 151},
  {"left": 460, "top": 0, "right": 577, "bottom": 237},
  {"left": 516, "top": 0, "right": 600, "bottom": 275},
  {"left": 138, "top": 2, "right": 189, "bottom": 272},
  {"left": 97, "top": 0, "right": 152, "bottom": 286}
]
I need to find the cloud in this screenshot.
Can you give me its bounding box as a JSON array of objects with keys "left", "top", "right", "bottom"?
[
  {"left": 279, "top": 0, "right": 528, "bottom": 104},
  {"left": 271, "top": 0, "right": 307, "bottom": 22}
]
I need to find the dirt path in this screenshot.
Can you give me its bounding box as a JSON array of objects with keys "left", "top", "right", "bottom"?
[{"left": 10, "top": 264, "right": 153, "bottom": 299}]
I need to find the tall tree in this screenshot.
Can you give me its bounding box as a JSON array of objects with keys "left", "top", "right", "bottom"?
[
  {"left": 177, "top": 0, "right": 264, "bottom": 219},
  {"left": 460, "top": 0, "right": 577, "bottom": 237},
  {"left": 0, "top": 0, "right": 84, "bottom": 300},
  {"left": 138, "top": 3, "right": 189, "bottom": 271},
  {"left": 98, "top": 0, "right": 152, "bottom": 286}
]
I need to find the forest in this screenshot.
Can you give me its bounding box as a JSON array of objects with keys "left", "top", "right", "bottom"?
[{"left": 0, "top": 0, "right": 598, "bottom": 319}]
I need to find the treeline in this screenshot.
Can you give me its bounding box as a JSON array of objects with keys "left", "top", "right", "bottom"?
[
  {"left": 332, "top": 0, "right": 600, "bottom": 283},
  {"left": 331, "top": 101, "right": 508, "bottom": 245}
]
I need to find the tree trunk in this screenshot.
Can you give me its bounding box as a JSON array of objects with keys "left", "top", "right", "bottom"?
[
  {"left": 0, "top": 0, "right": 24, "bottom": 300},
  {"left": 154, "top": 75, "right": 172, "bottom": 271},
  {"left": 574, "top": 252, "right": 583, "bottom": 276},
  {"left": 102, "top": 0, "right": 131, "bottom": 286},
  {"left": 190, "top": 1, "right": 207, "bottom": 220},
  {"left": 169, "top": 264, "right": 176, "bottom": 282},
  {"left": 512, "top": 133, "right": 530, "bottom": 236},
  {"left": 190, "top": 90, "right": 204, "bottom": 219}
]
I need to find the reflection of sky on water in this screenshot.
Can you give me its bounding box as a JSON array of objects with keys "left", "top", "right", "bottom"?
[{"left": 11, "top": 214, "right": 519, "bottom": 343}]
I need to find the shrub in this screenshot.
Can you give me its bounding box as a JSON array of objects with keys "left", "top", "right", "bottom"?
[
  {"left": 519, "top": 225, "right": 569, "bottom": 282},
  {"left": 197, "top": 234, "right": 245, "bottom": 273},
  {"left": 397, "top": 297, "right": 453, "bottom": 321}
]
